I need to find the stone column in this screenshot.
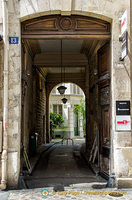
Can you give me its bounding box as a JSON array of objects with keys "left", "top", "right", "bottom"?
[
  {"left": 111, "top": 7, "right": 132, "bottom": 187},
  {"left": 78, "top": 113, "right": 84, "bottom": 138},
  {"left": 68, "top": 107, "right": 74, "bottom": 138},
  {"left": 6, "top": 1, "right": 21, "bottom": 188}
]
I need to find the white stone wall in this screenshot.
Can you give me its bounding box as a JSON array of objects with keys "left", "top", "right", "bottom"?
[
  {"left": 19, "top": 0, "right": 129, "bottom": 23},
  {"left": 0, "top": 0, "right": 131, "bottom": 188}
]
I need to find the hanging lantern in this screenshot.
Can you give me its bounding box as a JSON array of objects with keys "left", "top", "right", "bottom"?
[
  {"left": 61, "top": 97, "right": 67, "bottom": 104},
  {"left": 57, "top": 40, "right": 67, "bottom": 95},
  {"left": 57, "top": 85, "right": 67, "bottom": 95}
]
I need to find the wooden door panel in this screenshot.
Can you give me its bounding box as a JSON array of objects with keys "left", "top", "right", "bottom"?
[
  {"left": 102, "top": 107, "right": 110, "bottom": 144},
  {"left": 98, "top": 43, "right": 110, "bottom": 76},
  {"left": 100, "top": 106, "right": 110, "bottom": 175},
  {"left": 98, "top": 43, "right": 110, "bottom": 176}
]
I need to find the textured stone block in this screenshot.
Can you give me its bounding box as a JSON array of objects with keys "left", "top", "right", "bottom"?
[
  {"left": 115, "top": 132, "right": 132, "bottom": 147},
  {"left": 7, "top": 152, "right": 19, "bottom": 189},
  {"left": 117, "top": 178, "right": 132, "bottom": 188},
  {"left": 62, "top": 0, "right": 72, "bottom": 13},
  {"left": 115, "top": 148, "right": 132, "bottom": 177},
  {"left": 49, "top": 0, "right": 61, "bottom": 11},
  {"left": 38, "top": 0, "right": 50, "bottom": 12}
]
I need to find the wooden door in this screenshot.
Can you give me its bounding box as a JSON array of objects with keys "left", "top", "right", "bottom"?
[
  {"left": 98, "top": 43, "right": 110, "bottom": 176},
  {"left": 100, "top": 105, "right": 110, "bottom": 174}
]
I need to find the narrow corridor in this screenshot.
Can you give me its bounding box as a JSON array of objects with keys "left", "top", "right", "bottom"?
[{"left": 24, "top": 143, "right": 106, "bottom": 189}]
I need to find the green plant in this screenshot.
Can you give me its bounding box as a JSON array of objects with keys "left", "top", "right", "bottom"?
[
  {"left": 50, "top": 112, "right": 64, "bottom": 138},
  {"left": 74, "top": 99, "right": 86, "bottom": 135}
]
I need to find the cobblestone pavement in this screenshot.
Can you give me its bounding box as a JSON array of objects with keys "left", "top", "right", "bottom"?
[{"left": 7, "top": 187, "right": 132, "bottom": 200}]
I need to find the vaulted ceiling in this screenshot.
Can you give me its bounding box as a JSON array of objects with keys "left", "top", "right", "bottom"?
[{"left": 25, "top": 39, "right": 108, "bottom": 75}]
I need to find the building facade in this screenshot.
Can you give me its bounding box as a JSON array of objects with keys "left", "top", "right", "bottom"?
[
  {"left": 0, "top": 0, "right": 131, "bottom": 189},
  {"left": 50, "top": 83, "right": 84, "bottom": 139}
]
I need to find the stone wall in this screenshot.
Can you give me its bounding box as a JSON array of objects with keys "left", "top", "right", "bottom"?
[
  {"left": 21, "top": 46, "right": 33, "bottom": 152},
  {"left": 19, "top": 0, "right": 129, "bottom": 23},
  {"left": 35, "top": 70, "right": 46, "bottom": 145},
  {"left": 0, "top": 41, "right": 3, "bottom": 121},
  {"left": 0, "top": 0, "right": 131, "bottom": 188},
  {"left": 0, "top": 39, "right": 3, "bottom": 181},
  {"left": 7, "top": 1, "right": 21, "bottom": 187},
  {"left": 21, "top": 45, "right": 46, "bottom": 151}
]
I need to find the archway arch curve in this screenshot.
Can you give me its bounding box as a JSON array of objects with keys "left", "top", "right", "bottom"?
[
  {"left": 48, "top": 81, "right": 86, "bottom": 98},
  {"left": 20, "top": 9, "right": 112, "bottom": 24}
]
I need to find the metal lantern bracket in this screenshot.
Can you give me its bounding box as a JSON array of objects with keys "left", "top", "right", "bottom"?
[{"left": 57, "top": 40, "right": 67, "bottom": 95}]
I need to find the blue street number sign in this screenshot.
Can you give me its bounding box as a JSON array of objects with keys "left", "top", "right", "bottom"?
[{"left": 9, "top": 37, "right": 19, "bottom": 44}]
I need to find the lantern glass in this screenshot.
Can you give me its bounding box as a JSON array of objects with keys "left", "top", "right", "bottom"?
[
  {"left": 61, "top": 97, "right": 67, "bottom": 104},
  {"left": 57, "top": 85, "right": 67, "bottom": 95}
]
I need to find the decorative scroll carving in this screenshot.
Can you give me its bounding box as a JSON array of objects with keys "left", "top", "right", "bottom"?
[{"left": 100, "top": 86, "right": 110, "bottom": 106}]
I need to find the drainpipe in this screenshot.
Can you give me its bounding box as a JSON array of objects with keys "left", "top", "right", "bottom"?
[{"left": 0, "top": 0, "right": 8, "bottom": 190}]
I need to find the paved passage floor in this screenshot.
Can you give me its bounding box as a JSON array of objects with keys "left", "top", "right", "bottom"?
[
  {"left": 24, "top": 143, "right": 106, "bottom": 189},
  {"left": 2, "top": 143, "right": 132, "bottom": 200}
]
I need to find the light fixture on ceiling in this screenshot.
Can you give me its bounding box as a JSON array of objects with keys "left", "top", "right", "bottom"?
[{"left": 57, "top": 40, "right": 67, "bottom": 95}]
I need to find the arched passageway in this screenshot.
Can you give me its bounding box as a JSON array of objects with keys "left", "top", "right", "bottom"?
[{"left": 20, "top": 14, "right": 111, "bottom": 188}]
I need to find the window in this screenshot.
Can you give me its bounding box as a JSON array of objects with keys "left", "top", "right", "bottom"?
[
  {"left": 59, "top": 105, "right": 62, "bottom": 116},
  {"left": 77, "top": 86, "right": 80, "bottom": 94},
  {"left": 53, "top": 104, "right": 62, "bottom": 116},
  {"left": 70, "top": 84, "right": 72, "bottom": 93},
  {"left": 73, "top": 84, "right": 76, "bottom": 94},
  {"left": 53, "top": 105, "right": 57, "bottom": 113}
]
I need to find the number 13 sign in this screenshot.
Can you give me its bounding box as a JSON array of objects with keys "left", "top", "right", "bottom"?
[{"left": 9, "top": 37, "right": 19, "bottom": 44}]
